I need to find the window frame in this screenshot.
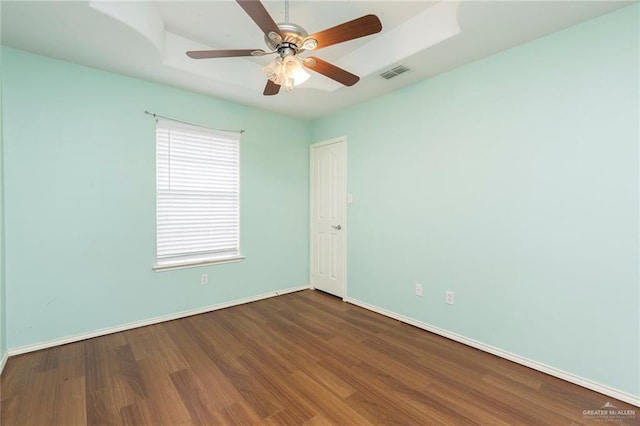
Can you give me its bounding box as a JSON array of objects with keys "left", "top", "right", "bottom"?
[{"left": 153, "top": 118, "right": 244, "bottom": 271}]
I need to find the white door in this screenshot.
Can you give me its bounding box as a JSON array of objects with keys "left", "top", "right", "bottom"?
[{"left": 310, "top": 137, "right": 346, "bottom": 297}]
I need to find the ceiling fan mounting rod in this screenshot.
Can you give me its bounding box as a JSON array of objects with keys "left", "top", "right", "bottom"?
[{"left": 285, "top": 0, "right": 289, "bottom": 24}]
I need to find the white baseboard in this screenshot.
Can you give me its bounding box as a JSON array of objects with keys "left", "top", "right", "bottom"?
[
  {"left": 7, "top": 287, "right": 637, "bottom": 408},
  {"left": 0, "top": 350, "right": 8, "bottom": 376},
  {"left": 8, "top": 285, "right": 310, "bottom": 357},
  {"left": 344, "top": 296, "right": 640, "bottom": 408}
]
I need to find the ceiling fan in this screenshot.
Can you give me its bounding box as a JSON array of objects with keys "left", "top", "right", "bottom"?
[{"left": 186, "top": 0, "right": 382, "bottom": 96}]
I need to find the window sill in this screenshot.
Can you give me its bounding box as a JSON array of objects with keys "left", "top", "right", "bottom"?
[{"left": 153, "top": 255, "right": 245, "bottom": 272}]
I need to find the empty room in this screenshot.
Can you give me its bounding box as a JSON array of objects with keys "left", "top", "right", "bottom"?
[{"left": 0, "top": 0, "right": 638, "bottom": 424}]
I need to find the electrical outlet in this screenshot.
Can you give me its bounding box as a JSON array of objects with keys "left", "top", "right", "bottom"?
[
  {"left": 415, "top": 283, "right": 423, "bottom": 297},
  {"left": 201, "top": 274, "right": 208, "bottom": 285},
  {"left": 446, "top": 291, "right": 454, "bottom": 305}
]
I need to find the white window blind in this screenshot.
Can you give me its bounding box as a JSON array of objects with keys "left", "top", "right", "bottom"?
[{"left": 155, "top": 118, "right": 242, "bottom": 269}]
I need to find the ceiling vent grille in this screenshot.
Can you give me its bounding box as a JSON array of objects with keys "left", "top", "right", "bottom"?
[{"left": 380, "top": 65, "right": 410, "bottom": 80}]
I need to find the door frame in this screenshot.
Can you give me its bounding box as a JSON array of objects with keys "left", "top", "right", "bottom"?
[{"left": 309, "top": 136, "right": 347, "bottom": 299}]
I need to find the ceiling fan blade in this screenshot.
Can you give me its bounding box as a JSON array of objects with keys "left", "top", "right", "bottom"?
[
  {"left": 186, "top": 49, "right": 265, "bottom": 59},
  {"left": 303, "top": 57, "right": 360, "bottom": 87},
  {"left": 236, "top": 0, "right": 281, "bottom": 38},
  {"left": 305, "top": 14, "right": 382, "bottom": 50},
  {"left": 264, "top": 79, "right": 281, "bottom": 96}
]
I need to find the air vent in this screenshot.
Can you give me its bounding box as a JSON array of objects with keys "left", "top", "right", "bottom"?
[{"left": 380, "top": 65, "right": 410, "bottom": 80}]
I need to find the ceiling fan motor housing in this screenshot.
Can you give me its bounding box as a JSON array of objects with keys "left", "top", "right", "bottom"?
[{"left": 265, "top": 23, "right": 308, "bottom": 52}]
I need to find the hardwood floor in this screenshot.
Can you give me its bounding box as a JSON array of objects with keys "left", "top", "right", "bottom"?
[{"left": 1, "top": 289, "right": 637, "bottom": 425}]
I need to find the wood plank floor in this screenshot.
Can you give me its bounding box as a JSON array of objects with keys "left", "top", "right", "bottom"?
[{"left": 1, "top": 289, "right": 638, "bottom": 425}]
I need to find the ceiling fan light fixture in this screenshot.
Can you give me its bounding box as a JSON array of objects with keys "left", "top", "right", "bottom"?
[
  {"left": 263, "top": 54, "right": 310, "bottom": 91},
  {"left": 262, "top": 57, "right": 283, "bottom": 82},
  {"left": 285, "top": 55, "right": 310, "bottom": 86}
]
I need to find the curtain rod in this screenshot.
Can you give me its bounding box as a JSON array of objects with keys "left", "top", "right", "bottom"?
[{"left": 144, "top": 111, "right": 244, "bottom": 134}]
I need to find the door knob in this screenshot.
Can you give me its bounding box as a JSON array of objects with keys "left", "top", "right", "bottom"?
[{"left": 332, "top": 225, "right": 342, "bottom": 230}]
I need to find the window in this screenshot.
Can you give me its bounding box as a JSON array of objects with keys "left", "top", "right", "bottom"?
[{"left": 154, "top": 119, "right": 242, "bottom": 270}]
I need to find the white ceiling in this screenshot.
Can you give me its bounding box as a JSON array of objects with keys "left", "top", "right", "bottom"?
[{"left": 1, "top": 0, "right": 634, "bottom": 120}]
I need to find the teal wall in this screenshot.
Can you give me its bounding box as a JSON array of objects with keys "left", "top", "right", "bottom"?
[
  {"left": 0, "top": 44, "right": 6, "bottom": 361},
  {"left": 312, "top": 5, "right": 639, "bottom": 396},
  {"left": 2, "top": 47, "right": 310, "bottom": 349}
]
